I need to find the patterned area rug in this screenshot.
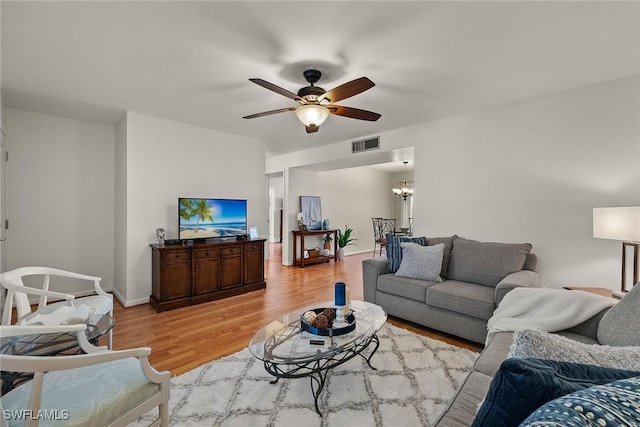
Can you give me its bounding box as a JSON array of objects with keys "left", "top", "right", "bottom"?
[{"left": 134, "top": 323, "right": 478, "bottom": 427}]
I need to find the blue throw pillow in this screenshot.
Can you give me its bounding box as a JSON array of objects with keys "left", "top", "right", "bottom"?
[
  {"left": 472, "top": 358, "right": 640, "bottom": 427},
  {"left": 521, "top": 376, "right": 640, "bottom": 426},
  {"left": 385, "top": 234, "right": 427, "bottom": 273}
]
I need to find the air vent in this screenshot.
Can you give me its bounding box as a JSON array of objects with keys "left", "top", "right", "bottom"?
[{"left": 352, "top": 136, "right": 380, "bottom": 153}]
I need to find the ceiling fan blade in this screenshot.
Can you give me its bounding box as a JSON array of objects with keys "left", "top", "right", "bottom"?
[
  {"left": 243, "top": 107, "right": 296, "bottom": 119},
  {"left": 328, "top": 105, "right": 381, "bottom": 121},
  {"left": 249, "top": 78, "right": 301, "bottom": 101},
  {"left": 318, "top": 77, "right": 375, "bottom": 103},
  {"left": 305, "top": 125, "right": 319, "bottom": 134}
]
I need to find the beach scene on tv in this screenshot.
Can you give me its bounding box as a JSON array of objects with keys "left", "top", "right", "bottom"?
[{"left": 179, "top": 198, "right": 247, "bottom": 240}]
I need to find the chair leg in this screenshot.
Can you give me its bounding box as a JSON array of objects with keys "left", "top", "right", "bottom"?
[{"left": 160, "top": 402, "right": 169, "bottom": 427}]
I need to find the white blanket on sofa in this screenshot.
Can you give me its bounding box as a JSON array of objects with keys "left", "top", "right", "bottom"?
[{"left": 486, "top": 287, "right": 617, "bottom": 344}]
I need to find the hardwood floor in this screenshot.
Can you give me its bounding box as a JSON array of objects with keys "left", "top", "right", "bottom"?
[{"left": 113, "top": 244, "right": 482, "bottom": 376}]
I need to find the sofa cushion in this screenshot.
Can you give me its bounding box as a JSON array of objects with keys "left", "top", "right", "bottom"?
[
  {"left": 448, "top": 236, "right": 532, "bottom": 287},
  {"left": 395, "top": 242, "right": 444, "bottom": 282},
  {"left": 598, "top": 281, "right": 640, "bottom": 346},
  {"left": 520, "top": 375, "right": 640, "bottom": 427},
  {"left": 509, "top": 329, "right": 640, "bottom": 370},
  {"left": 472, "top": 358, "right": 640, "bottom": 427},
  {"left": 426, "top": 236, "right": 454, "bottom": 279},
  {"left": 427, "top": 280, "right": 496, "bottom": 320},
  {"left": 385, "top": 234, "right": 427, "bottom": 273},
  {"left": 377, "top": 274, "right": 437, "bottom": 302}
]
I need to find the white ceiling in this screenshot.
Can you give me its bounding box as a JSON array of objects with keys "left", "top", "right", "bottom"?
[{"left": 2, "top": 1, "right": 639, "bottom": 160}]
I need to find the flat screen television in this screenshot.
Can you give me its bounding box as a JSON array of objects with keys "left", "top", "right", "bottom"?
[{"left": 179, "top": 198, "right": 247, "bottom": 240}]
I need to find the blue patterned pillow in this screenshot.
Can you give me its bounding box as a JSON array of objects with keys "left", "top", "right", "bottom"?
[
  {"left": 521, "top": 375, "right": 640, "bottom": 426},
  {"left": 385, "top": 234, "right": 427, "bottom": 273},
  {"left": 472, "top": 359, "right": 640, "bottom": 427}
]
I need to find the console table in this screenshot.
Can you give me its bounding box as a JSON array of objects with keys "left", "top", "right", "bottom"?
[
  {"left": 292, "top": 229, "right": 338, "bottom": 268},
  {"left": 150, "top": 238, "right": 266, "bottom": 312}
]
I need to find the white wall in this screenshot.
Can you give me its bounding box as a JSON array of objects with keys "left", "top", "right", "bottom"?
[
  {"left": 318, "top": 167, "right": 392, "bottom": 257},
  {"left": 6, "top": 109, "right": 115, "bottom": 292},
  {"left": 113, "top": 115, "right": 127, "bottom": 301},
  {"left": 413, "top": 76, "right": 640, "bottom": 289},
  {"left": 267, "top": 76, "right": 639, "bottom": 291},
  {"left": 121, "top": 112, "right": 267, "bottom": 304},
  {"left": 284, "top": 168, "right": 317, "bottom": 265}
]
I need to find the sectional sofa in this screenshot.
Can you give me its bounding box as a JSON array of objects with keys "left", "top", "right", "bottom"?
[
  {"left": 435, "top": 283, "right": 640, "bottom": 426},
  {"left": 362, "top": 235, "right": 538, "bottom": 344}
]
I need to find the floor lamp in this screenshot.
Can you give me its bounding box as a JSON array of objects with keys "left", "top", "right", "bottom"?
[{"left": 593, "top": 207, "right": 640, "bottom": 292}]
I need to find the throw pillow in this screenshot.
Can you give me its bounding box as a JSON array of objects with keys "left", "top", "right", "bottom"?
[
  {"left": 520, "top": 375, "right": 640, "bottom": 427},
  {"left": 448, "top": 236, "right": 532, "bottom": 287},
  {"left": 598, "top": 281, "right": 640, "bottom": 346},
  {"left": 509, "top": 329, "right": 640, "bottom": 370},
  {"left": 426, "top": 236, "right": 455, "bottom": 278},
  {"left": 472, "top": 358, "right": 640, "bottom": 427},
  {"left": 385, "top": 234, "right": 427, "bottom": 273},
  {"left": 395, "top": 242, "right": 444, "bottom": 282}
]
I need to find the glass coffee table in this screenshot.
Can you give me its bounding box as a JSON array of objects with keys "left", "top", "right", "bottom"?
[
  {"left": 0, "top": 312, "right": 115, "bottom": 395},
  {"left": 248, "top": 300, "right": 387, "bottom": 415}
]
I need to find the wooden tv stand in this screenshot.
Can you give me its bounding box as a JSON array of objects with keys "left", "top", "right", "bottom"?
[{"left": 150, "top": 238, "right": 266, "bottom": 312}]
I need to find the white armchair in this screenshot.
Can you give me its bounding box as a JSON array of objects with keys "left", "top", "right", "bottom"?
[
  {"left": 0, "top": 267, "right": 113, "bottom": 349},
  {"left": 0, "top": 324, "right": 170, "bottom": 427}
]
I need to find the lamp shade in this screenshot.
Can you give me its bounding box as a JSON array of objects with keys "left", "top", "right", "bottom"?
[
  {"left": 593, "top": 207, "right": 640, "bottom": 242},
  {"left": 295, "top": 105, "right": 330, "bottom": 128}
]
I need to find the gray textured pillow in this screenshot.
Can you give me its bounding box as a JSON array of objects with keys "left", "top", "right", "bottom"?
[
  {"left": 598, "top": 283, "right": 640, "bottom": 346},
  {"left": 448, "top": 236, "right": 532, "bottom": 287},
  {"left": 395, "top": 242, "right": 444, "bottom": 282},
  {"left": 509, "top": 329, "right": 640, "bottom": 370}
]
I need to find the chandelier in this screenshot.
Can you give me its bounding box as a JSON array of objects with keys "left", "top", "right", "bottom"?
[{"left": 392, "top": 161, "right": 414, "bottom": 200}]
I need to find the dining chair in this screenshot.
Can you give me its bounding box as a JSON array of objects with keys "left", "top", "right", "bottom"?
[
  {"left": 0, "top": 267, "right": 114, "bottom": 349},
  {"left": 371, "top": 218, "right": 397, "bottom": 257},
  {"left": 0, "top": 324, "right": 170, "bottom": 427}
]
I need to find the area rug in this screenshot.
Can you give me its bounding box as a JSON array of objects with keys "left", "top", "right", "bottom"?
[{"left": 134, "top": 323, "right": 478, "bottom": 427}]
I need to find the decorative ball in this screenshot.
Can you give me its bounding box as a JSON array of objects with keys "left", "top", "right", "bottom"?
[
  {"left": 323, "top": 308, "right": 336, "bottom": 322},
  {"left": 321, "top": 248, "right": 331, "bottom": 257},
  {"left": 302, "top": 311, "right": 317, "bottom": 325},
  {"left": 313, "top": 313, "right": 329, "bottom": 329}
]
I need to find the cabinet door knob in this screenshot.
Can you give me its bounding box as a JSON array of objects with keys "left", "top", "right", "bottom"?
[
  {"left": 175, "top": 254, "right": 179, "bottom": 258},
  {"left": 206, "top": 251, "right": 210, "bottom": 256}
]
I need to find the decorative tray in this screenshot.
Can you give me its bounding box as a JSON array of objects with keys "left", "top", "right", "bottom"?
[{"left": 300, "top": 307, "right": 356, "bottom": 336}]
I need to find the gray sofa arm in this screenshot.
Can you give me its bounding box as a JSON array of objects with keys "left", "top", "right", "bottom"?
[
  {"left": 362, "top": 257, "right": 388, "bottom": 304},
  {"left": 495, "top": 270, "right": 538, "bottom": 306}
]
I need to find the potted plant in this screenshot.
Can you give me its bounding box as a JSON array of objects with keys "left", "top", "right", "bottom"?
[
  {"left": 337, "top": 226, "right": 357, "bottom": 260},
  {"left": 323, "top": 233, "right": 333, "bottom": 250}
]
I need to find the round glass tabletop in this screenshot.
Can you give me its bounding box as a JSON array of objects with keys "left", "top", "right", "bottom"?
[{"left": 249, "top": 300, "right": 387, "bottom": 364}]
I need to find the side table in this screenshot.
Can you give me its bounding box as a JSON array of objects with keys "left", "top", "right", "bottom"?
[
  {"left": 563, "top": 286, "right": 623, "bottom": 300},
  {"left": 0, "top": 314, "right": 115, "bottom": 394},
  {"left": 292, "top": 229, "right": 338, "bottom": 267}
]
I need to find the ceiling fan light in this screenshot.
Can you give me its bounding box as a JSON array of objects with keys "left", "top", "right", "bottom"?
[{"left": 295, "top": 105, "right": 330, "bottom": 127}]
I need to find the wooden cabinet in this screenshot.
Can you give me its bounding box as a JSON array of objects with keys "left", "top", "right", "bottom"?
[
  {"left": 151, "top": 247, "right": 192, "bottom": 311},
  {"left": 150, "top": 239, "right": 266, "bottom": 312},
  {"left": 194, "top": 247, "right": 219, "bottom": 295},
  {"left": 244, "top": 241, "right": 265, "bottom": 284},
  {"left": 221, "top": 245, "right": 242, "bottom": 289}
]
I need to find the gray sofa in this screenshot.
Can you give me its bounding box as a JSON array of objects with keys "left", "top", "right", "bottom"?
[
  {"left": 362, "top": 235, "right": 538, "bottom": 344},
  {"left": 435, "top": 283, "right": 640, "bottom": 426}
]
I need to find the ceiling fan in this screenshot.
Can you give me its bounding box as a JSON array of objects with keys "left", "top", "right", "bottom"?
[{"left": 243, "top": 69, "right": 381, "bottom": 133}]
